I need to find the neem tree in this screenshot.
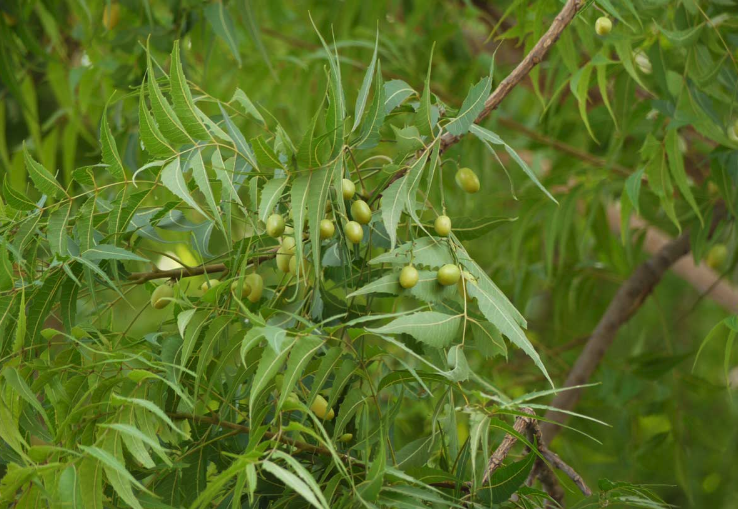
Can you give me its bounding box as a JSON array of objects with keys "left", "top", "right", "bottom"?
[{"left": 1, "top": 0, "right": 736, "bottom": 507}]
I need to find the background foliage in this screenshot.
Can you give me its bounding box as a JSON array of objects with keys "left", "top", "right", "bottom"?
[{"left": 1, "top": 0, "right": 737, "bottom": 507}]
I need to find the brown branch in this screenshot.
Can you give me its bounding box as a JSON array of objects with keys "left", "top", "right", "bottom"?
[{"left": 482, "top": 408, "right": 537, "bottom": 484}]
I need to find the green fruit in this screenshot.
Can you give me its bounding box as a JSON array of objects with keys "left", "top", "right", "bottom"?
[
  {"left": 342, "top": 179, "right": 356, "bottom": 200},
  {"left": 151, "top": 284, "right": 174, "bottom": 309},
  {"left": 455, "top": 167, "right": 480, "bottom": 193},
  {"left": 338, "top": 433, "right": 353, "bottom": 442},
  {"left": 244, "top": 273, "right": 264, "bottom": 302},
  {"left": 320, "top": 219, "right": 335, "bottom": 240},
  {"left": 399, "top": 265, "right": 419, "bottom": 289},
  {"left": 351, "top": 200, "right": 372, "bottom": 225},
  {"left": 310, "top": 394, "right": 334, "bottom": 420},
  {"left": 344, "top": 221, "right": 364, "bottom": 244},
  {"left": 266, "top": 213, "right": 285, "bottom": 238},
  {"left": 282, "top": 236, "right": 296, "bottom": 253},
  {"left": 437, "top": 264, "right": 461, "bottom": 286},
  {"left": 706, "top": 244, "right": 728, "bottom": 270},
  {"left": 200, "top": 279, "right": 220, "bottom": 292},
  {"left": 595, "top": 16, "right": 612, "bottom": 36},
  {"left": 434, "top": 215, "right": 452, "bottom": 237},
  {"left": 231, "top": 279, "right": 252, "bottom": 298}
]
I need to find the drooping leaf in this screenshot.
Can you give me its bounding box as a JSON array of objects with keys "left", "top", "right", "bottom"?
[
  {"left": 444, "top": 76, "right": 491, "bottom": 136},
  {"left": 368, "top": 311, "right": 463, "bottom": 349},
  {"left": 24, "top": 143, "right": 65, "bottom": 198},
  {"left": 160, "top": 158, "right": 206, "bottom": 217},
  {"left": 352, "top": 30, "right": 379, "bottom": 132},
  {"left": 204, "top": 1, "right": 242, "bottom": 67},
  {"left": 170, "top": 40, "right": 210, "bottom": 140},
  {"left": 100, "top": 107, "right": 125, "bottom": 179}
]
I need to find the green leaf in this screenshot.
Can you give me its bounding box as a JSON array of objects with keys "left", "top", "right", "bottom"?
[
  {"left": 470, "top": 125, "right": 557, "bottom": 203},
  {"left": 369, "top": 236, "right": 453, "bottom": 268},
  {"left": 232, "top": 88, "right": 265, "bottom": 125},
  {"left": 78, "top": 458, "right": 103, "bottom": 509},
  {"left": 352, "top": 30, "right": 379, "bottom": 132},
  {"left": 450, "top": 215, "right": 517, "bottom": 241},
  {"left": 146, "top": 45, "right": 191, "bottom": 145},
  {"left": 259, "top": 177, "right": 288, "bottom": 222},
  {"left": 139, "top": 80, "right": 175, "bottom": 157},
  {"left": 485, "top": 451, "right": 535, "bottom": 503},
  {"left": 334, "top": 388, "right": 365, "bottom": 437},
  {"left": 100, "top": 108, "right": 125, "bottom": 179},
  {"left": 204, "top": 1, "right": 242, "bottom": 67},
  {"left": 48, "top": 202, "right": 72, "bottom": 257},
  {"left": 190, "top": 149, "right": 224, "bottom": 231},
  {"left": 81, "top": 245, "right": 148, "bottom": 262},
  {"left": 307, "top": 164, "right": 334, "bottom": 275},
  {"left": 415, "top": 44, "right": 435, "bottom": 137},
  {"left": 3, "top": 176, "right": 36, "bottom": 210},
  {"left": 665, "top": 129, "right": 703, "bottom": 225},
  {"left": 381, "top": 175, "right": 409, "bottom": 250},
  {"left": 653, "top": 21, "right": 703, "bottom": 47},
  {"left": 271, "top": 451, "right": 331, "bottom": 509},
  {"left": 161, "top": 157, "right": 206, "bottom": 217},
  {"left": 218, "top": 103, "right": 259, "bottom": 170},
  {"left": 170, "top": 40, "right": 210, "bottom": 140},
  {"left": 2, "top": 366, "right": 52, "bottom": 432},
  {"left": 356, "top": 61, "right": 386, "bottom": 149},
  {"left": 58, "top": 465, "right": 83, "bottom": 509},
  {"left": 291, "top": 173, "right": 311, "bottom": 281},
  {"left": 384, "top": 80, "right": 415, "bottom": 113},
  {"left": 250, "top": 338, "right": 295, "bottom": 416},
  {"left": 262, "top": 460, "right": 327, "bottom": 509},
  {"left": 368, "top": 311, "right": 463, "bottom": 348},
  {"left": 570, "top": 64, "right": 598, "bottom": 142},
  {"left": 252, "top": 136, "right": 284, "bottom": 169},
  {"left": 212, "top": 149, "right": 243, "bottom": 206},
  {"left": 445, "top": 76, "right": 491, "bottom": 136},
  {"left": 297, "top": 107, "right": 324, "bottom": 169},
  {"left": 277, "top": 335, "right": 323, "bottom": 411},
  {"left": 24, "top": 143, "right": 65, "bottom": 198}
]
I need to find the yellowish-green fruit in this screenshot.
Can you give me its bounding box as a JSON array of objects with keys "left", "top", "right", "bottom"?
[
  {"left": 103, "top": 2, "right": 120, "bottom": 30},
  {"left": 151, "top": 284, "right": 174, "bottom": 309},
  {"left": 266, "top": 213, "right": 285, "bottom": 238},
  {"left": 351, "top": 200, "right": 372, "bottom": 225},
  {"left": 200, "top": 279, "right": 220, "bottom": 292},
  {"left": 455, "top": 167, "right": 480, "bottom": 193},
  {"left": 244, "top": 273, "right": 264, "bottom": 302},
  {"left": 345, "top": 221, "right": 364, "bottom": 244},
  {"left": 706, "top": 244, "right": 728, "bottom": 270},
  {"left": 230, "top": 279, "right": 252, "bottom": 299},
  {"left": 399, "top": 265, "right": 419, "bottom": 289},
  {"left": 434, "top": 215, "right": 452, "bottom": 237},
  {"left": 310, "top": 395, "right": 335, "bottom": 420},
  {"left": 338, "top": 433, "right": 353, "bottom": 442},
  {"left": 437, "top": 264, "right": 461, "bottom": 286},
  {"left": 342, "top": 179, "right": 356, "bottom": 200},
  {"left": 595, "top": 16, "right": 612, "bottom": 36},
  {"left": 320, "top": 219, "right": 335, "bottom": 240},
  {"left": 276, "top": 237, "right": 296, "bottom": 272}
]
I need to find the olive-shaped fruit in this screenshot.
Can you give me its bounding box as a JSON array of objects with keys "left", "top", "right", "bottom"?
[
  {"left": 351, "top": 200, "right": 372, "bottom": 225},
  {"left": 103, "top": 2, "right": 121, "bottom": 30},
  {"left": 344, "top": 221, "right": 364, "bottom": 244},
  {"left": 320, "top": 219, "right": 335, "bottom": 240},
  {"left": 282, "top": 236, "right": 296, "bottom": 253},
  {"left": 310, "top": 394, "right": 335, "bottom": 420},
  {"left": 455, "top": 168, "right": 480, "bottom": 193},
  {"left": 706, "top": 244, "right": 728, "bottom": 270},
  {"left": 595, "top": 17, "right": 612, "bottom": 36},
  {"left": 437, "top": 264, "right": 461, "bottom": 286},
  {"left": 151, "top": 284, "right": 174, "bottom": 309},
  {"left": 276, "top": 237, "right": 296, "bottom": 272},
  {"left": 338, "top": 433, "right": 353, "bottom": 442},
  {"left": 399, "top": 265, "right": 419, "bottom": 289},
  {"left": 434, "top": 215, "right": 452, "bottom": 237},
  {"left": 200, "top": 279, "right": 220, "bottom": 292},
  {"left": 342, "top": 179, "right": 356, "bottom": 200},
  {"left": 266, "top": 213, "right": 285, "bottom": 238},
  {"left": 244, "top": 273, "right": 264, "bottom": 303},
  {"left": 230, "top": 279, "right": 252, "bottom": 298}
]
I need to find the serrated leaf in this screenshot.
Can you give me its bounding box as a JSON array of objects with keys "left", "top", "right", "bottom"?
[
  {"left": 291, "top": 173, "right": 311, "bottom": 281},
  {"left": 24, "top": 143, "right": 65, "bottom": 198},
  {"left": 369, "top": 237, "right": 453, "bottom": 268},
  {"left": 146, "top": 45, "right": 191, "bottom": 145},
  {"left": 384, "top": 80, "right": 415, "bottom": 113},
  {"left": 232, "top": 88, "right": 265, "bottom": 125},
  {"left": 170, "top": 41, "right": 210, "bottom": 140},
  {"left": 189, "top": 149, "right": 224, "bottom": 231},
  {"left": 160, "top": 157, "right": 206, "bottom": 217},
  {"left": 570, "top": 64, "right": 598, "bottom": 142},
  {"left": 48, "top": 202, "right": 72, "bottom": 257},
  {"left": 252, "top": 136, "right": 284, "bottom": 169},
  {"left": 450, "top": 215, "right": 517, "bottom": 241},
  {"left": 653, "top": 21, "right": 703, "bottom": 47},
  {"left": 445, "top": 76, "right": 491, "bottom": 136},
  {"left": 381, "top": 175, "right": 409, "bottom": 250},
  {"left": 262, "top": 461, "right": 326, "bottom": 509},
  {"left": 277, "top": 335, "right": 323, "bottom": 411},
  {"left": 249, "top": 338, "right": 295, "bottom": 417},
  {"left": 204, "top": 2, "right": 242, "bottom": 67},
  {"left": 81, "top": 245, "right": 148, "bottom": 262},
  {"left": 297, "top": 107, "right": 323, "bottom": 169},
  {"left": 307, "top": 163, "right": 333, "bottom": 275},
  {"left": 485, "top": 452, "right": 535, "bottom": 503},
  {"left": 100, "top": 108, "right": 125, "bottom": 179},
  {"left": 415, "top": 44, "right": 435, "bottom": 137},
  {"left": 352, "top": 30, "right": 379, "bottom": 132},
  {"left": 58, "top": 465, "right": 83, "bottom": 509},
  {"left": 3, "top": 177, "right": 36, "bottom": 210},
  {"left": 665, "top": 129, "right": 702, "bottom": 225},
  {"left": 368, "top": 311, "right": 462, "bottom": 349},
  {"left": 356, "top": 61, "right": 386, "bottom": 150},
  {"left": 212, "top": 148, "right": 242, "bottom": 206},
  {"left": 139, "top": 79, "right": 176, "bottom": 157},
  {"left": 218, "top": 103, "right": 259, "bottom": 170},
  {"left": 259, "top": 177, "right": 288, "bottom": 222}
]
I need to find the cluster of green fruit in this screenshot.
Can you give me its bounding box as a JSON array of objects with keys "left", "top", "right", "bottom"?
[{"left": 150, "top": 272, "right": 265, "bottom": 309}]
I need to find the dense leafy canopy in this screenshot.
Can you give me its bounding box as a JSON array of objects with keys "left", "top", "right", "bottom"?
[{"left": 0, "top": 0, "right": 737, "bottom": 508}]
